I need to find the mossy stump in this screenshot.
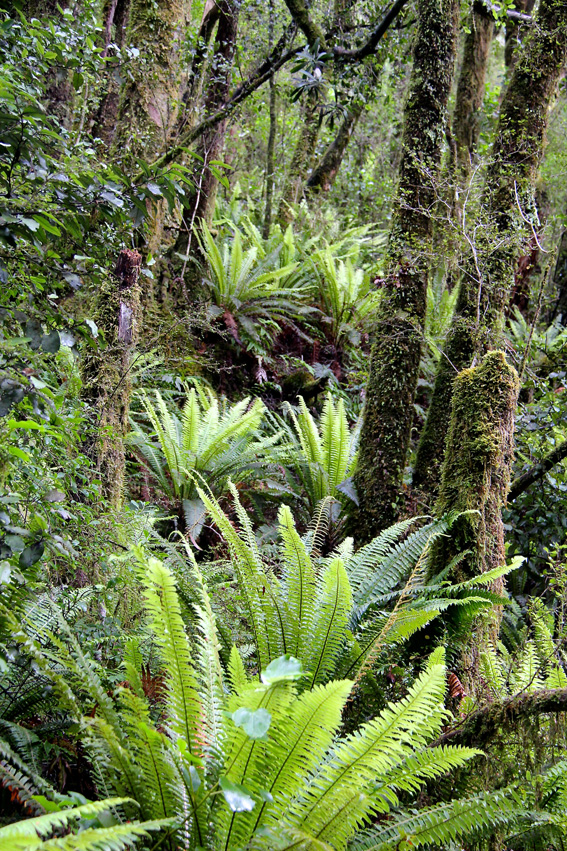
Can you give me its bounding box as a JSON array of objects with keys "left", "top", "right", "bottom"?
[
  {"left": 431, "top": 351, "right": 519, "bottom": 692},
  {"left": 83, "top": 249, "right": 142, "bottom": 509}
]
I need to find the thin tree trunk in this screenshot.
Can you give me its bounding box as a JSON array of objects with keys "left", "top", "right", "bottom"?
[
  {"left": 413, "top": 0, "right": 567, "bottom": 497},
  {"left": 505, "top": 0, "right": 536, "bottom": 69},
  {"left": 549, "top": 228, "right": 567, "bottom": 324},
  {"left": 263, "top": 0, "right": 277, "bottom": 239},
  {"left": 453, "top": 1, "right": 494, "bottom": 190},
  {"left": 351, "top": 0, "right": 460, "bottom": 541},
  {"left": 91, "top": 0, "right": 131, "bottom": 145},
  {"left": 276, "top": 100, "right": 320, "bottom": 227},
  {"left": 82, "top": 250, "right": 143, "bottom": 509},
  {"left": 305, "top": 101, "right": 363, "bottom": 194}
]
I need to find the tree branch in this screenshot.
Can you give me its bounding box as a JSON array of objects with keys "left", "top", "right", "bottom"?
[
  {"left": 282, "top": 0, "right": 327, "bottom": 47},
  {"left": 508, "top": 438, "right": 567, "bottom": 501},
  {"left": 333, "top": 0, "right": 410, "bottom": 60},
  {"left": 431, "top": 688, "right": 567, "bottom": 750}
]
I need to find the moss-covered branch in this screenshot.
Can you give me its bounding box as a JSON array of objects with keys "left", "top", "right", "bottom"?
[{"left": 431, "top": 688, "right": 567, "bottom": 750}]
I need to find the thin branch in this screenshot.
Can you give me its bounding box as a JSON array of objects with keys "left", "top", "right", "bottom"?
[
  {"left": 508, "top": 439, "right": 567, "bottom": 501},
  {"left": 333, "top": 0, "right": 410, "bottom": 60}
]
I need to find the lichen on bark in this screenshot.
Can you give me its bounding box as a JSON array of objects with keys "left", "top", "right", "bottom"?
[{"left": 351, "top": 0, "right": 460, "bottom": 541}]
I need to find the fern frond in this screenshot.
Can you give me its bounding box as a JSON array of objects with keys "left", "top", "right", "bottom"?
[
  {"left": 143, "top": 557, "right": 202, "bottom": 757},
  {"left": 306, "top": 557, "right": 352, "bottom": 687}
]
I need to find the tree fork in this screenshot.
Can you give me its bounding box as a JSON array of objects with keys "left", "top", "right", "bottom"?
[
  {"left": 351, "top": 0, "right": 460, "bottom": 541},
  {"left": 413, "top": 0, "right": 567, "bottom": 498}
]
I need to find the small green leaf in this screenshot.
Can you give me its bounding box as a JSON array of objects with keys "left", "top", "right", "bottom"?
[
  {"left": 19, "top": 541, "right": 45, "bottom": 568},
  {"left": 232, "top": 707, "right": 271, "bottom": 740},
  {"left": 261, "top": 655, "right": 302, "bottom": 685},
  {"left": 41, "top": 330, "right": 60, "bottom": 353},
  {"left": 219, "top": 778, "right": 256, "bottom": 813}
]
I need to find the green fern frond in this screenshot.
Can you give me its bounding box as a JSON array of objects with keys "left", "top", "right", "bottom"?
[
  {"left": 143, "top": 557, "right": 202, "bottom": 757},
  {"left": 306, "top": 557, "right": 352, "bottom": 688}
]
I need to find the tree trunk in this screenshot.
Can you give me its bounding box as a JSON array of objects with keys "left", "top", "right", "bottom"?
[
  {"left": 351, "top": 0, "right": 460, "bottom": 541},
  {"left": 453, "top": 1, "right": 494, "bottom": 189},
  {"left": 263, "top": 74, "right": 278, "bottom": 238},
  {"left": 263, "top": 0, "right": 278, "bottom": 239},
  {"left": 82, "top": 250, "right": 143, "bottom": 509},
  {"left": 505, "top": 0, "right": 536, "bottom": 69},
  {"left": 413, "top": 0, "right": 567, "bottom": 498},
  {"left": 305, "top": 101, "right": 363, "bottom": 194},
  {"left": 549, "top": 228, "right": 567, "bottom": 324},
  {"left": 113, "top": 0, "right": 189, "bottom": 163},
  {"left": 276, "top": 100, "right": 320, "bottom": 227},
  {"left": 430, "top": 352, "right": 519, "bottom": 694},
  {"left": 91, "top": 0, "right": 131, "bottom": 146}
]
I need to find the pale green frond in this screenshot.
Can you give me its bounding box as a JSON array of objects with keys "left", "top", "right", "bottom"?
[
  {"left": 291, "top": 656, "right": 449, "bottom": 844},
  {"left": 1, "top": 819, "right": 173, "bottom": 851},
  {"left": 143, "top": 557, "right": 202, "bottom": 758},
  {"left": 350, "top": 787, "right": 524, "bottom": 850},
  {"left": 181, "top": 388, "right": 201, "bottom": 456},
  {"left": 278, "top": 504, "right": 318, "bottom": 657},
  {"left": 0, "top": 799, "right": 136, "bottom": 839},
  {"left": 306, "top": 557, "right": 353, "bottom": 687},
  {"left": 479, "top": 643, "right": 506, "bottom": 696},
  {"left": 228, "top": 644, "right": 249, "bottom": 695}
]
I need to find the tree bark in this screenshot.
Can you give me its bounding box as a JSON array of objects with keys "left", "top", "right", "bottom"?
[
  {"left": 276, "top": 100, "right": 320, "bottom": 227},
  {"left": 112, "top": 0, "right": 190, "bottom": 163},
  {"left": 549, "top": 228, "right": 567, "bottom": 324},
  {"left": 413, "top": 0, "right": 567, "bottom": 498},
  {"left": 351, "top": 0, "right": 460, "bottom": 541},
  {"left": 91, "top": 0, "right": 131, "bottom": 146},
  {"left": 505, "top": 0, "right": 536, "bottom": 69},
  {"left": 263, "top": 0, "right": 278, "bottom": 239},
  {"left": 453, "top": 1, "right": 494, "bottom": 189},
  {"left": 82, "top": 250, "right": 143, "bottom": 509},
  {"left": 305, "top": 101, "right": 363, "bottom": 194},
  {"left": 430, "top": 352, "right": 519, "bottom": 693}
]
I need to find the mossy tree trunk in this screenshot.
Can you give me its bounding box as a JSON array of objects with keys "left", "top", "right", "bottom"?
[
  {"left": 413, "top": 0, "right": 567, "bottom": 498},
  {"left": 113, "top": 0, "right": 189, "bottom": 163},
  {"left": 262, "top": 0, "right": 278, "bottom": 240},
  {"left": 305, "top": 101, "right": 363, "bottom": 195},
  {"left": 83, "top": 250, "right": 142, "bottom": 509},
  {"left": 453, "top": 1, "right": 494, "bottom": 191},
  {"left": 505, "top": 0, "right": 536, "bottom": 69},
  {"left": 430, "top": 352, "right": 519, "bottom": 692},
  {"left": 351, "top": 0, "right": 459, "bottom": 541}
]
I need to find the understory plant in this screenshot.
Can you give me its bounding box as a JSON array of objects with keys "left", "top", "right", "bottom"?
[
  {"left": 200, "top": 222, "right": 315, "bottom": 352},
  {"left": 0, "top": 552, "right": 527, "bottom": 851},
  {"left": 197, "top": 484, "right": 520, "bottom": 686},
  {"left": 281, "top": 392, "right": 360, "bottom": 510},
  {"left": 128, "top": 387, "right": 279, "bottom": 539}
]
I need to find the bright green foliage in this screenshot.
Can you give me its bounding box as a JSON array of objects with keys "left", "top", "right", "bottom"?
[
  {"left": 5, "top": 553, "right": 500, "bottom": 851},
  {"left": 312, "top": 244, "right": 380, "bottom": 347},
  {"left": 129, "top": 387, "right": 277, "bottom": 537},
  {"left": 282, "top": 392, "right": 359, "bottom": 508},
  {"left": 0, "top": 798, "right": 169, "bottom": 851},
  {"left": 200, "top": 222, "right": 314, "bottom": 351},
  {"left": 478, "top": 598, "right": 567, "bottom": 702},
  {"left": 198, "top": 486, "right": 513, "bottom": 683}
]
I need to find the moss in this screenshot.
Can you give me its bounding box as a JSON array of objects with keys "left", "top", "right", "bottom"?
[
  {"left": 351, "top": 0, "right": 460, "bottom": 541},
  {"left": 82, "top": 250, "right": 142, "bottom": 509},
  {"left": 414, "top": 0, "right": 567, "bottom": 497}
]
